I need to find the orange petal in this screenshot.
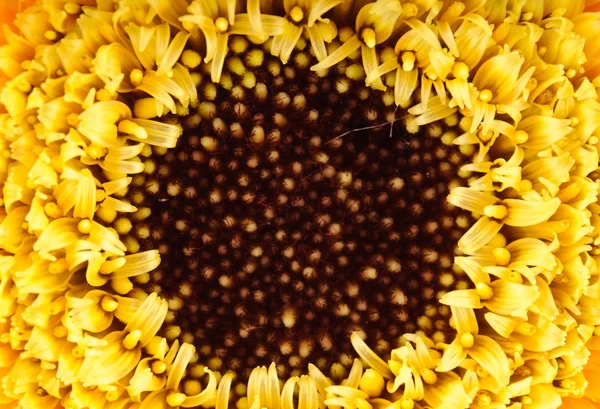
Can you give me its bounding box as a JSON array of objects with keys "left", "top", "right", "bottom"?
[{"left": 0, "top": 0, "right": 36, "bottom": 44}]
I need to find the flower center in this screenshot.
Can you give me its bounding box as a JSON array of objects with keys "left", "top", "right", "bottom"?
[{"left": 124, "top": 42, "right": 472, "bottom": 382}]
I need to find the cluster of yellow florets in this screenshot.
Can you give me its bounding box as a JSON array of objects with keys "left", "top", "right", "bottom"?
[{"left": 1, "top": 1, "right": 600, "bottom": 409}]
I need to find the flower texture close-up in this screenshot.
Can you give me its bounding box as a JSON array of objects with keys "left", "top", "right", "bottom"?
[{"left": 3, "top": 0, "right": 600, "bottom": 409}]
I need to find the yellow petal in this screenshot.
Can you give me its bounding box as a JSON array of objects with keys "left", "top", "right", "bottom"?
[
  {"left": 130, "top": 118, "right": 182, "bottom": 148},
  {"left": 298, "top": 376, "right": 319, "bottom": 409},
  {"left": 167, "top": 343, "right": 195, "bottom": 390},
  {"left": 308, "top": 0, "right": 344, "bottom": 26},
  {"left": 210, "top": 33, "right": 229, "bottom": 83},
  {"left": 436, "top": 339, "right": 466, "bottom": 373},
  {"left": 140, "top": 390, "right": 169, "bottom": 409},
  {"left": 451, "top": 306, "right": 479, "bottom": 335},
  {"left": 525, "top": 384, "right": 562, "bottom": 409},
  {"left": 350, "top": 333, "right": 393, "bottom": 379},
  {"left": 78, "top": 331, "right": 142, "bottom": 387},
  {"left": 281, "top": 377, "right": 299, "bottom": 409},
  {"left": 157, "top": 32, "right": 190, "bottom": 75},
  {"left": 311, "top": 34, "right": 362, "bottom": 71},
  {"left": 483, "top": 280, "right": 539, "bottom": 316},
  {"left": 216, "top": 372, "right": 235, "bottom": 409},
  {"left": 112, "top": 250, "right": 161, "bottom": 279},
  {"left": 510, "top": 317, "right": 566, "bottom": 352},
  {"left": 408, "top": 96, "right": 457, "bottom": 126},
  {"left": 467, "top": 335, "right": 510, "bottom": 388},
  {"left": 503, "top": 198, "right": 561, "bottom": 226},
  {"left": 423, "top": 372, "right": 471, "bottom": 409},
  {"left": 439, "top": 289, "right": 483, "bottom": 309},
  {"left": 181, "top": 368, "right": 218, "bottom": 407},
  {"left": 518, "top": 115, "right": 572, "bottom": 151},
  {"left": 454, "top": 257, "right": 490, "bottom": 285},
  {"left": 362, "top": 45, "right": 385, "bottom": 91}
]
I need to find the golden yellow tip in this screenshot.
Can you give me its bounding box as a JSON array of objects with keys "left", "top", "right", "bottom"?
[
  {"left": 122, "top": 330, "right": 143, "bottom": 350},
  {"left": 420, "top": 368, "right": 437, "bottom": 385},
  {"left": 151, "top": 360, "right": 168, "bottom": 374},
  {"left": 358, "top": 369, "right": 385, "bottom": 398},
  {"left": 401, "top": 51, "right": 416, "bottom": 72},
  {"left": 512, "top": 130, "right": 528, "bottom": 144},
  {"left": 215, "top": 17, "right": 230, "bottom": 34},
  {"left": 101, "top": 296, "right": 119, "bottom": 312},
  {"left": 475, "top": 283, "right": 493, "bottom": 300},
  {"left": 492, "top": 248, "right": 510, "bottom": 266},
  {"left": 483, "top": 205, "right": 507, "bottom": 220},
  {"left": 77, "top": 219, "right": 92, "bottom": 234},
  {"left": 459, "top": 332, "right": 474, "bottom": 348},
  {"left": 130, "top": 69, "right": 144, "bottom": 86},
  {"left": 64, "top": 2, "right": 81, "bottom": 14},
  {"left": 166, "top": 392, "right": 187, "bottom": 407},
  {"left": 479, "top": 89, "right": 493, "bottom": 103},
  {"left": 290, "top": 6, "right": 304, "bottom": 23},
  {"left": 451, "top": 62, "right": 469, "bottom": 80},
  {"left": 361, "top": 28, "right": 377, "bottom": 48}
]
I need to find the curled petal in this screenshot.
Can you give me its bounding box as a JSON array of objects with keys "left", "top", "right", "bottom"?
[
  {"left": 467, "top": 335, "right": 510, "bottom": 390},
  {"left": 458, "top": 216, "right": 504, "bottom": 254},
  {"left": 350, "top": 332, "right": 393, "bottom": 379},
  {"left": 181, "top": 368, "right": 218, "bottom": 407},
  {"left": 439, "top": 289, "right": 483, "bottom": 309},
  {"left": 503, "top": 198, "right": 561, "bottom": 226},
  {"left": 448, "top": 187, "right": 499, "bottom": 215},
  {"left": 78, "top": 331, "right": 142, "bottom": 387},
  {"left": 311, "top": 34, "right": 361, "bottom": 71},
  {"left": 437, "top": 339, "right": 467, "bottom": 373},
  {"left": 484, "top": 281, "right": 539, "bottom": 316}
]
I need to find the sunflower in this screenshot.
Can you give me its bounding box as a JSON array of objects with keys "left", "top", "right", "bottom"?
[{"left": 1, "top": 0, "right": 600, "bottom": 409}]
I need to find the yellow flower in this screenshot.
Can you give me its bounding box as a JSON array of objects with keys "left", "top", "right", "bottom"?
[{"left": 2, "top": 1, "right": 600, "bottom": 409}]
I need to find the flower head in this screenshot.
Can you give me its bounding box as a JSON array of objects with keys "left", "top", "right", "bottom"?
[{"left": 1, "top": 1, "right": 600, "bottom": 409}]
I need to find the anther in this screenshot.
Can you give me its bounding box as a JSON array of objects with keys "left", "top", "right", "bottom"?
[
  {"left": 122, "top": 330, "right": 143, "bottom": 350},
  {"left": 166, "top": 392, "right": 187, "bottom": 407},
  {"left": 476, "top": 282, "right": 493, "bottom": 300},
  {"left": 101, "top": 296, "right": 119, "bottom": 312},
  {"left": 483, "top": 205, "right": 507, "bottom": 220},
  {"left": 151, "top": 360, "right": 168, "bottom": 374},
  {"left": 64, "top": 2, "right": 81, "bottom": 14},
  {"left": 77, "top": 219, "right": 92, "bottom": 234},
  {"left": 361, "top": 28, "right": 377, "bottom": 48},
  {"left": 459, "top": 332, "right": 474, "bottom": 348},
  {"left": 401, "top": 51, "right": 416, "bottom": 72},
  {"left": 45, "top": 30, "right": 58, "bottom": 41},
  {"left": 290, "top": 6, "right": 304, "bottom": 23},
  {"left": 511, "top": 130, "right": 528, "bottom": 144},
  {"left": 492, "top": 248, "right": 510, "bottom": 266},
  {"left": 515, "top": 322, "right": 536, "bottom": 336},
  {"left": 420, "top": 368, "right": 437, "bottom": 384},
  {"left": 479, "top": 89, "right": 493, "bottom": 103},
  {"left": 215, "top": 17, "right": 230, "bottom": 34},
  {"left": 130, "top": 69, "right": 144, "bottom": 86}
]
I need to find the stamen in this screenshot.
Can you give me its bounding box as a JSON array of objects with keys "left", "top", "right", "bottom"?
[
  {"left": 361, "top": 28, "right": 377, "bottom": 48},
  {"left": 215, "top": 17, "right": 230, "bottom": 34},
  {"left": 290, "top": 6, "right": 304, "bottom": 23}
]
